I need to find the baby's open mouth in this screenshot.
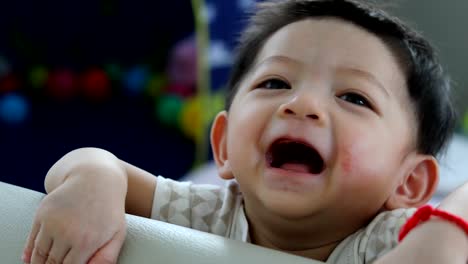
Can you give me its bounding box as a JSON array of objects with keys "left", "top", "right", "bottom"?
[{"left": 266, "top": 138, "right": 325, "bottom": 174}]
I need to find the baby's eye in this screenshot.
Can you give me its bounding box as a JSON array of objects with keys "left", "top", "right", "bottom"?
[
  {"left": 256, "top": 78, "right": 290, "bottom": 90},
  {"left": 338, "top": 92, "right": 373, "bottom": 109}
]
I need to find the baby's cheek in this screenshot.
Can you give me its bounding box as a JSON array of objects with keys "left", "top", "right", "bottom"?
[
  {"left": 338, "top": 142, "right": 382, "bottom": 181},
  {"left": 340, "top": 147, "right": 354, "bottom": 175}
]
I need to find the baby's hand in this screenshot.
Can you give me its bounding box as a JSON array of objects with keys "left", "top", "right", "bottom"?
[{"left": 22, "top": 176, "right": 127, "bottom": 264}]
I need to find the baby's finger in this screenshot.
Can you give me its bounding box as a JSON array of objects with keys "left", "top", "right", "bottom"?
[
  {"left": 22, "top": 221, "right": 40, "bottom": 263},
  {"left": 88, "top": 228, "right": 127, "bottom": 264},
  {"left": 63, "top": 247, "right": 95, "bottom": 264},
  {"left": 45, "top": 240, "right": 71, "bottom": 264},
  {"left": 30, "top": 229, "right": 53, "bottom": 264}
]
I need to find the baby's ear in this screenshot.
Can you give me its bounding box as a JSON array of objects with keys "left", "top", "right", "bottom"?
[
  {"left": 384, "top": 153, "right": 439, "bottom": 209},
  {"left": 210, "top": 111, "right": 235, "bottom": 180}
]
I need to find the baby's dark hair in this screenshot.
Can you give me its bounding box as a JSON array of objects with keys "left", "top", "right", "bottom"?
[{"left": 224, "top": 0, "right": 456, "bottom": 157}]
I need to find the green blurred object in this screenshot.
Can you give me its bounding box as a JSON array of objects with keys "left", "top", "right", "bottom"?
[
  {"left": 105, "top": 63, "right": 122, "bottom": 82},
  {"left": 463, "top": 111, "right": 468, "bottom": 135},
  {"left": 155, "top": 95, "right": 183, "bottom": 128},
  {"left": 29, "top": 66, "right": 48, "bottom": 89},
  {"left": 211, "top": 92, "right": 225, "bottom": 117},
  {"left": 191, "top": 0, "right": 210, "bottom": 167},
  {"left": 146, "top": 73, "right": 167, "bottom": 98}
]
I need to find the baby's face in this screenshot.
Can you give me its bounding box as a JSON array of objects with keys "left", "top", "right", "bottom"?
[{"left": 224, "top": 18, "right": 416, "bottom": 232}]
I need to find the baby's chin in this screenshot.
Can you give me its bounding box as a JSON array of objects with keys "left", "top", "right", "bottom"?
[{"left": 255, "top": 189, "right": 330, "bottom": 220}]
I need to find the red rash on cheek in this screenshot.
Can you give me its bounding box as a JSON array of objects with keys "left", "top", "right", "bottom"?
[{"left": 341, "top": 147, "right": 355, "bottom": 175}]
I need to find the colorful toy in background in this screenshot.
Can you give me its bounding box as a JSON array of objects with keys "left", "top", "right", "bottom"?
[
  {"left": 0, "top": 11, "right": 223, "bottom": 161},
  {"left": 167, "top": 36, "right": 198, "bottom": 97},
  {"left": 0, "top": 57, "right": 28, "bottom": 125},
  {"left": 0, "top": 0, "right": 240, "bottom": 167},
  {"left": 0, "top": 51, "right": 224, "bottom": 136},
  {"left": 0, "top": 93, "right": 29, "bottom": 124}
]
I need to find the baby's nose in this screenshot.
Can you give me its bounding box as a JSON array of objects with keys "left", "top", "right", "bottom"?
[
  {"left": 277, "top": 93, "right": 327, "bottom": 124},
  {"left": 283, "top": 107, "right": 319, "bottom": 120}
]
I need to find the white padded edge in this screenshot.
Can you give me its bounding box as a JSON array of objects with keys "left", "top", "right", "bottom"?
[{"left": 0, "top": 181, "right": 323, "bottom": 264}]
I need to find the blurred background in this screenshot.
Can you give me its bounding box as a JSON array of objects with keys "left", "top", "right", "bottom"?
[{"left": 0, "top": 0, "right": 467, "bottom": 201}]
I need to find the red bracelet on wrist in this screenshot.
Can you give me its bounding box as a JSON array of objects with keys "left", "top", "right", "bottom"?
[{"left": 398, "top": 205, "right": 468, "bottom": 242}]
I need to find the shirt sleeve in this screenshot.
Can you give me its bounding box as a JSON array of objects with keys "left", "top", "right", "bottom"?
[
  {"left": 150, "top": 176, "right": 240, "bottom": 237},
  {"left": 357, "top": 208, "right": 417, "bottom": 263}
]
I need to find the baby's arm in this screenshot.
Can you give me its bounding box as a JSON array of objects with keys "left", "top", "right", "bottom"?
[
  {"left": 375, "top": 183, "right": 468, "bottom": 263},
  {"left": 22, "top": 147, "right": 158, "bottom": 264}
]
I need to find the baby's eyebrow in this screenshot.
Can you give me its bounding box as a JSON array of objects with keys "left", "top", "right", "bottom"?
[
  {"left": 336, "top": 67, "right": 390, "bottom": 97},
  {"left": 252, "top": 55, "right": 300, "bottom": 72}
]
